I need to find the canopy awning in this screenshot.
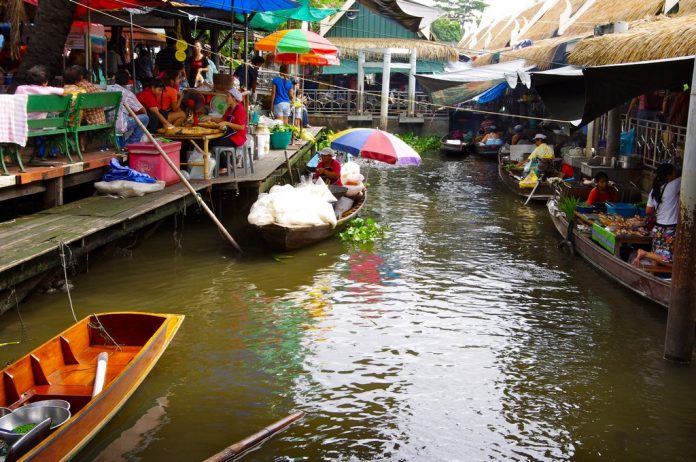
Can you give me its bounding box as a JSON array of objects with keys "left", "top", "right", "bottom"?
[
  {"left": 357, "top": 0, "right": 444, "bottom": 33},
  {"left": 415, "top": 59, "right": 533, "bottom": 92},
  {"left": 242, "top": 0, "right": 339, "bottom": 31},
  {"left": 530, "top": 56, "right": 695, "bottom": 126},
  {"left": 180, "top": 0, "right": 298, "bottom": 14},
  {"left": 321, "top": 58, "right": 444, "bottom": 75}
]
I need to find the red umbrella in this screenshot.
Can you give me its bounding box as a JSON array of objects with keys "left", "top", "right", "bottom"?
[{"left": 272, "top": 52, "right": 340, "bottom": 67}]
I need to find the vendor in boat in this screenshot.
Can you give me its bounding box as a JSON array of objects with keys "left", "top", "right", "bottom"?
[
  {"left": 586, "top": 171, "right": 617, "bottom": 211},
  {"left": 314, "top": 147, "right": 342, "bottom": 185},
  {"left": 633, "top": 163, "right": 681, "bottom": 268},
  {"left": 515, "top": 133, "right": 554, "bottom": 175},
  {"left": 481, "top": 126, "right": 499, "bottom": 144}
]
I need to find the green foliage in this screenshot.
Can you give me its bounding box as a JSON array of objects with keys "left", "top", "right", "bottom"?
[
  {"left": 316, "top": 129, "right": 335, "bottom": 152},
  {"left": 338, "top": 218, "right": 386, "bottom": 246},
  {"left": 435, "top": 0, "right": 488, "bottom": 26},
  {"left": 396, "top": 133, "right": 440, "bottom": 154},
  {"left": 559, "top": 196, "right": 580, "bottom": 221},
  {"left": 432, "top": 17, "right": 463, "bottom": 43},
  {"left": 272, "top": 124, "right": 293, "bottom": 133}
]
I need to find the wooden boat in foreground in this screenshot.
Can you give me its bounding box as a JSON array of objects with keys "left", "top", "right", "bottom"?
[
  {"left": 2, "top": 312, "right": 184, "bottom": 461},
  {"left": 258, "top": 192, "right": 367, "bottom": 250},
  {"left": 547, "top": 199, "right": 670, "bottom": 308}
]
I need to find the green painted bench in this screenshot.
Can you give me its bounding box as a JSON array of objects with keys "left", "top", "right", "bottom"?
[
  {"left": 0, "top": 94, "right": 72, "bottom": 175},
  {"left": 69, "top": 91, "right": 122, "bottom": 160}
]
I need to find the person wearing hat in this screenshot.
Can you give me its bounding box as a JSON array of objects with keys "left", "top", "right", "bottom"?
[
  {"left": 480, "top": 125, "right": 499, "bottom": 144},
  {"left": 516, "top": 133, "right": 554, "bottom": 174},
  {"left": 210, "top": 87, "right": 248, "bottom": 158},
  {"left": 201, "top": 44, "right": 218, "bottom": 85},
  {"left": 511, "top": 124, "right": 525, "bottom": 145},
  {"left": 314, "top": 147, "right": 342, "bottom": 185}
]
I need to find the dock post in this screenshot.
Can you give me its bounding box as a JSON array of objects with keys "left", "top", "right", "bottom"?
[
  {"left": 664, "top": 57, "right": 696, "bottom": 363},
  {"left": 380, "top": 50, "right": 391, "bottom": 130},
  {"left": 357, "top": 50, "right": 365, "bottom": 115}
]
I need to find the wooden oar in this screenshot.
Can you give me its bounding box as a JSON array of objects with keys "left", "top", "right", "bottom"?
[
  {"left": 524, "top": 179, "right": 540, "bottom": 206},
  {"left": 125, "top": 106, "right": 242, "bottom": 253},
  {"left": 204, "top": 411, "right": 304, "bottom": 462}
]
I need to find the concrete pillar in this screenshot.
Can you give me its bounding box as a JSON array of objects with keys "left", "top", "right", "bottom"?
[
  {"left": 380, "top": 50, "right": 391, "bottom": 130},
  {"left": 585, "top": 121, "right": 594, "bottom": 157},
  {"left": 606, "top": 106, "right": 621, "bottom": 156},
  {"left": 407, "top": 49, "right": 417, "bottom": 117},
  {"left": 357, "top": 50, "right": 365, "bottom": 115},
  {"left": 664, "top": 56, "right": 696, "bottom": 363}
]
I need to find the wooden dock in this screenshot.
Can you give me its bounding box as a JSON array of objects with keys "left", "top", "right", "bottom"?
[{"left": 0, "top": 128, "right": 321, "bottom": 312}]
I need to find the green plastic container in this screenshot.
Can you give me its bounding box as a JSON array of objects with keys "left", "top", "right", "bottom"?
[{"left": 270, "top": 131, "right": 292, "bottom": 150}]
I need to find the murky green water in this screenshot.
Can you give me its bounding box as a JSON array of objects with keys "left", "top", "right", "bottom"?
[{"left": 1, "top": 153, "right": 696, "bottom": 461}]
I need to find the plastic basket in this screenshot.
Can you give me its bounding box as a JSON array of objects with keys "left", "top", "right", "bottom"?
[
  {"left": 270, "top": 131, "right": 292, "bottom": 150},
  {"left": 605, "top": 202, "right": 637, "bottom": 218}
]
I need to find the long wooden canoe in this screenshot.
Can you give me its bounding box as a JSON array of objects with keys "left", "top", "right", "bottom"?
[
  {"left": 258, "top": 192, "right": 367, "bottom": 251},
  {"left": 548, "top": 200, "right": 670, "bottom": 308},
  {"left": 2, "top": 312, "right": 184, "bottom": 461}
]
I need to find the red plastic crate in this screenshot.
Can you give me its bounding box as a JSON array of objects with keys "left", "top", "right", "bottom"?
[{"left": 126, "top": 141, "right": 181, "bottom": 186}]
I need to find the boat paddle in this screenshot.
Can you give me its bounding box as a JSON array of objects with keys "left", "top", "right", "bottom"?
[
  {"left": 125, "top": 106, "right": 242, "bottom": 253},
  {"left": 524, "top": 179, "right": 540, "bottom": 206},
  {"left": 203, "top": 411, "right": 305, "bottom": 462}
]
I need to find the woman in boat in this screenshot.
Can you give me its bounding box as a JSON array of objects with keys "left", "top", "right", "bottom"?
[
  {"left": 586, "top": 171, "right": 617, "bottom": 212},
  {"left": 633, "top": 163, "right": 681, "bottom": 268},
  {"left": 516, "top": 134, "right": 554, "bottom": 175},
  {"left": 314, "top": 147, "right": 342, "bottom": 185}
]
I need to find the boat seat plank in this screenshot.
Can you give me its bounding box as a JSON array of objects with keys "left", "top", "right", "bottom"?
[{"left": 32, "top": 384, "right": 93, "bottom": 397}]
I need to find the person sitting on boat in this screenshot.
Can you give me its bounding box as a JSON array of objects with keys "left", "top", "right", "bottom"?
[
  {"left": 314, "top": 147, "right": 342, "bottom": 185},
  {"left": 516, "top": 134, "right": 554, "bottom": 175},
  {"left": 511, "top": 125, "right": 525, "bottom": 145},
  {"left": 633, "top": 163, "right": 681, "bottom": 269},
  {"left": 586, "top": 171, "right": 617, "bottom": 212},
  {"left": 481, "top": 126, "right": 500, "bottom": 145}
]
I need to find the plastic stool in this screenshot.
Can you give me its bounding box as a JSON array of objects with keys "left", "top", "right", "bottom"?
[{"left": 212, "top": 145, "right": 254, "bottom": 178}]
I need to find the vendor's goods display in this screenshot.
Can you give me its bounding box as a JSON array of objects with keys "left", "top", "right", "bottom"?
[
  {"left": 340, "top": 161, "right": 366, "bottom": 197},
  {"left": 248, "top": 181, "right": 338, "bottom": 228}
]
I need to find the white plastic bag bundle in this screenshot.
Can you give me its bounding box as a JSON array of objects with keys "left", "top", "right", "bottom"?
[
  {"left": 188, "top": 151, "right": 216, "bottom": 180},
  {"left": 334, "top": 196, "right": 354, "bottom": 218},
  {"left": 94, "top": 180, "right": 165, "bottom": 198},
  {"left": 340, "top": 161, "right": 361, "bottom": 185},
  {"left": 247, "top": 181, "right": 338, "bottom": 228},
  {"left": 247, "top": 193, "right": 275, "bottom": 226},
  {"left": 343, "top": 173, "right": 364, "bottom": 186}
]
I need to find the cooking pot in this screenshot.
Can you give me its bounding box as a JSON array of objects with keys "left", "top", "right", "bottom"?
[{"left": 617, "top": 155, "right": 642, "bottom": 169}]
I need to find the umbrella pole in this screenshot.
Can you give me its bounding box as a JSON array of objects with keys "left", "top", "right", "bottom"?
[{"left": 130, "top": 12, "right": 137, "bottom": 90}]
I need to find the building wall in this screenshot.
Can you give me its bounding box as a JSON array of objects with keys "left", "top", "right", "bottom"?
[{"left": 325, "top": 3, "right": 418, "bottom": 39}]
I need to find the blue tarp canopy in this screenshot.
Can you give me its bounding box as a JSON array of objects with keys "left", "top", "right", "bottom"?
[
  {"left": 182, "top": 0, "right": 298, "bottom": 14},
  {"left": 472, "top": 81, "right": 508, "bottom": 104}
]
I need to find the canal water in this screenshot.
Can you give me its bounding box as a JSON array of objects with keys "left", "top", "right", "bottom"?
[{"left": 1, "top": 153, "right": 695, "bottom": 461}]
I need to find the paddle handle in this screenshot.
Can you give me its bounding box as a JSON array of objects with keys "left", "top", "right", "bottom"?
[
  {"left": 91, "top": 352, "right": 108, "bottom": 397},
  {"left": 125, "top": 106, "right": 242, "bottom": 253}
]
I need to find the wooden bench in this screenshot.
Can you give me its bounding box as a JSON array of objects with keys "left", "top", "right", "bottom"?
[
  {"left": 0, "top": 94, "right": 73, "bottom": 175},
  {"left": 69, "top": 91, "right": 122, "bottom": 160}
]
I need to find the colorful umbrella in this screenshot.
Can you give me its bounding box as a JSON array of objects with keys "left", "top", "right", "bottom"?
[
  {"left": 273, "top": 52, "right": 340, "bottom": 66},
  {"left": 330, "top": 129, "right": 422, "bottom": 166},
  {"left": 254, "top": 29, "right": 338, "bottom": 55}
]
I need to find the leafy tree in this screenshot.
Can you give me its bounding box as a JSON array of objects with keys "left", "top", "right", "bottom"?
[
  {"left": 431, "top": 17, "right": 463, "bottom": 43},
  {"left": 435, "top": 0, "right": 488, "bottom": 27}
]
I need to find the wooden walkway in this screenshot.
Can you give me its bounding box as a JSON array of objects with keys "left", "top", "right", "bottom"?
[{"left": 0, "top": 127, "right": 320, "bottom": 307}]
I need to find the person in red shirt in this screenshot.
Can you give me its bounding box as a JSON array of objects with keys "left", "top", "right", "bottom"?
[
  {"left": 161, "top": 70, "right": 185, "bottom": 127},
  {"left": 586, "top": 171, "right": 617, "bottom": 211},
  {"left": 314, "top": 147, "right": 342, "bottom": 185},
  {"left": 210, "top": 87, "right": 247, "bottom": 155},
  {"left": 137, "top": 80, "right": 172, "bottom": 132}
]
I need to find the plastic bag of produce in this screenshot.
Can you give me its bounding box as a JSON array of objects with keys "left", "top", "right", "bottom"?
[
  {"left": 334, "top": 196, "right": 354, "bottom": 218},
  {"left": 344, "top": 173, "right": 364, "bottom": 186},
  {"left": 94, "top": 180, "right": 165, "bottom": 198}
]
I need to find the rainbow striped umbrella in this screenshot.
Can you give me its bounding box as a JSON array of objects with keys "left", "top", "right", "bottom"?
[
  {"left": 254, "top": 29, "right": 338, "bottom": 55},
  {"left": 330, "top": 129, "right": 422, "bottom": 166}
]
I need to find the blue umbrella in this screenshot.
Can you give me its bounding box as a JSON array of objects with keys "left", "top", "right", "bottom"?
[{"left": 182, "top": 0, "right": 298, "bottom": 14}]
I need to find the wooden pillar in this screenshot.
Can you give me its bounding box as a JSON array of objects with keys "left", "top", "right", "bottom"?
[
  {"left": 606, "top": 106, "right": 622, "bottom": 156},
  {"left": 43, "top": 177, "right": 63, "bottom": 208},
  {"left": 664, "top": 56, "right": 696, "bottom": 363},
  {"left": 585, "top": 121, "right": 595, "bottom": 157},
  {"left": 380, "top": 50, "right": 391, "bottom": 130},
  {"left": 357, "top": 50, "right": 365, "bottom": 115},
  {"left": 407, "top": 48, "right": 417, "bottom": 117}
]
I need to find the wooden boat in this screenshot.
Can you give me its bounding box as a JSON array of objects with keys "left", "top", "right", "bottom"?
[
  {"left": 1, "top": 312, "right": 184, "bottom": 461},
  {"left": 497, "top": 151, "right": 556, "bottom": 202},
  {"left": 439, "top": 134, "right": 471, "bottom": 156},
  {"left": 473, "top": 142, "right": 501, "bottom": 161},
  {"left": 548, "top": 198, "right": 670, "bottom": 308},
  {"left": 258, "top": 192, "right": 367, "bottom": 250}
]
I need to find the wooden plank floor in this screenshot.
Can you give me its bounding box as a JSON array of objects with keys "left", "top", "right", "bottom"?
[{"left": 0, "top": 182, "right": 207, "bottom": 275}]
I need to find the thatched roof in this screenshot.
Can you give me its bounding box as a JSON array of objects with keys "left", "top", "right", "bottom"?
[
  {"left": 523, "top": 0, "right": 586, "bottom": 40},
  {"left": 487, "top": 2, "right": 546, "bottom": 50},
  {"left": 568, "top": 13, "right": 696, "bottom": 66},
  {"left": 330, "top": 38, "right": 459, "bottom": 61},
  {"left": 471, "top": 35, "right": 581, "bottom": 71},
  {"left": 563, "top": 0, "right": 664, "bottom": 36},
  {"left": 462, "top": 21, "right": 497, "bottom": 50}
]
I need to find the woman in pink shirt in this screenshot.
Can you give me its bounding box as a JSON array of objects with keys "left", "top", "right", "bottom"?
[{"left": 14, "top": 65, "right": 65, "bottom": 119}]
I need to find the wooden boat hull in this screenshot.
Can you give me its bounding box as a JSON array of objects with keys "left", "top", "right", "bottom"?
[
  {"left": 5, "top": 312, "right": 184, "bottom": 461},
  {"left": 497, "top": 154, "right": 555, "bottom": 202},
  {"left": 439, "top": 135, "right": 471, "bottom": 156},
  {"left": 258, "top": 192, "right": 367, "bottom": 251},
  {"left": 473, "top": 143, "right": 501, "bottom": 160},
  {"left": 549, "top": 204, "right": 670, "bottom": 308}
]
